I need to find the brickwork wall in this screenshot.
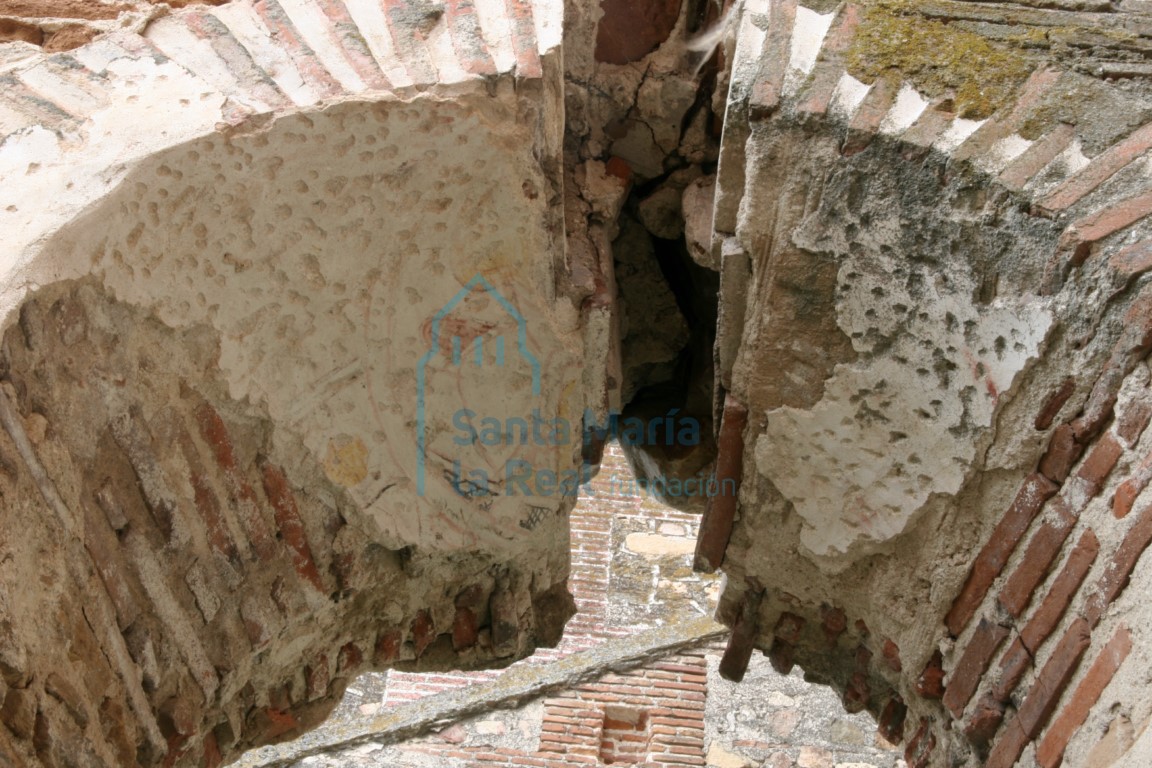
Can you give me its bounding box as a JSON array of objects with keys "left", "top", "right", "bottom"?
[
  {"left": 926, "top": 351, "right": 1152, "bottom": 767},
  {"left": 394, "top": 650, "right": 711, "bottom": 768},
  {"left": 379, "top": 443, "right": 714, "bottom": 707},
  {"left": 0, "top": 281, "right": 573, "bottom": 768}
]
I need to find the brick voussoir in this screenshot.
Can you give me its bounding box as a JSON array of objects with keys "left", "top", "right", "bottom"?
[
  {"left": 946, "top": 473, "right": 1059, "bottom": 636},
  {"left": 1035, "top": 624, "right": 1133, "bottom": 768}
]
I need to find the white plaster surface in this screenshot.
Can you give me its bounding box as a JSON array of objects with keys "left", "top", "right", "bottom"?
[
  {"left": 729, "top": 0, "right": 768, "bottom": 98},
  {"left": 982, "top": 133, "right": 1033, "bottom": 173},
  {"left": 1060, "top": 137, "right": 1092, "bottom": 176},
  {"left": 935, "top": 116, "right": 985, "bottom": 153},
  {"left": 783, "top": 7, "right": 833, "bottom": 96},
  {"left": 0, "top": 0, "right": 575, "bottom": 559},
  {"left": 756, "top": 250, "right": 1052, "bottom": 558},
  {"left": 878, "top": 84, "right": 928, "bottom": 136},
  {"left": 830, "top": 73, "right": 870, "bottom": 119}
]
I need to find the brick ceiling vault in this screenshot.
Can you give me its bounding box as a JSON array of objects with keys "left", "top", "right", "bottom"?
[{"left": 2, "top": 0, "right": 1152, "bottom": 767}]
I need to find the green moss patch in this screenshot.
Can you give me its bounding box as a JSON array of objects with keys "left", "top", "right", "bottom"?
[{"left": 846, "top": 0, "right": 1034, "bottom": 119}]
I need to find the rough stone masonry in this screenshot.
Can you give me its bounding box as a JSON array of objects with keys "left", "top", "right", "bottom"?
[{"left": 3, "top": 0, "right": 1152, "bottom": 766}]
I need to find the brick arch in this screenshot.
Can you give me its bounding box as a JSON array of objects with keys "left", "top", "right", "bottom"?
[
  {"left": 6, "top": 1, "right": 1152, "bottom": 768},
  {"left": 0, "top": 0, "right": 583, "bottom": 765},
  {"left": 700, "top": 2, "right": 1152, "bottom": 767}
]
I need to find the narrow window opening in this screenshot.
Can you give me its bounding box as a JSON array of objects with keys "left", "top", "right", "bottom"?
[{"left": 599, "top": 704, "right": 650, "bottom": 765}]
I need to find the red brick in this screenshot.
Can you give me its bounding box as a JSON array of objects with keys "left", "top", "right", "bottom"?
[
  {"left": 946, "top": 473, "right": 1059, "bottom": 636},
  {"left": 651, "top": 662, "right": 707, "bottom": 675},
  {"left": 953, "top": 67, "right": 1061, "bottom": 163},
  {"left": 195, "top": 403, "right": 276, "bottom": 559},
  {"left": 337, "top": 642, "right": 363, "bottom": 676},
  {"left": 748, "top": 0, "right": 797, "bottom": 118},
  {"left": 843, "top": 671, "right": 870, "bottom": 714},
  {"left": 164, "top": 413, "right": 244, "bottom": 568},
  {"left": 1021, "top": 529, "right": 1100, "bottom": 653},
  {"left": 774, "top": 612, "right": 805, "bottom": 644},
  {"left": 1057, "top": 188, "right": 1152, "bottom": 267},
  {"left": 1035, "top": 379, "right": 1076, "bottom": 431},
  {"left": 649, "top": 705, "right": 704, "bottom": 720},
  {"left": 900, "top": 99, "right": 955, "bottom": 158},
  {"left": 260, "top": 462, "right": 326, "bottom": 594},
  {"left": 985, "top": 717, "right": 1030, "bottom": 768},
  {"left": 374, "top": 629, "right": 402, "bottom": 665},
  {"left": 662, "top": 742, "right": 704, "bottom": 755},
  {"left": 1112, "top": 474, "right": 1146, "bottom": 519},
  {"left": 796, "top": 4, "right": 862, "bottom": 117},
  {"left": 539, "top": 732, "right": 587, "bottom": 746},
  {"left": 452, "top": 605, "right": 478, "bottom": 651},
  {"left": 842, "top": 76, "right": 898, "bottom": 156},
  {"left": 986, "top": 619, "right": 1091, "bottom": 768},
  {"left": 201, "top": 731, "right": 222, "bottom": 768},
  {"left": 1039, "top": 425, "right": 1082, "bottom": 484},
  {"left": 252, "top": 0, "right": 342, "bottom": 97},
  {"left": 904, "top": 717, "right": 936, "bottom": 768},
  {"left": 998, "top": 496, "right": 1077, "bottom": 617},
  {"left": 650, "top": 754, "right": 705, "bottom": 766},
  {"left": 943, "top": 619, "right": 1010, "bottom": 718},
  {"left": 442, "top": 0, "right": 497, "bottom": 76},
  {"left": 1116, "top": 398, "right": 1152, "bottom": 447},
  {"left": 916, "top": 650, "right": 945, "bottom": 699},
  {"left": 694, "top": 396, "right": 748, "bottom": 573},
  {"left": 999, "top": 122, "right": 1076, "bottom": 193},
  {"left": 252, "top": 707, "right": 299, "bottom": 741},
  {"left": 1037, "top": 120, "right": 1152, "bottom": 213},
  {"left": 1110, "top": 455, "right": 1152, "bottom": 522},
  {"left": 1072, "top": 291, "right": 1152, "bottom": 441},
  {"left": 648, "top": 716, "right": 705, "bottom": 730},
  {"left": 768, "top": 638, "right": 794, "bottom": 675},
  {"left": 719, "top": 587, "right": 761, "bottom": 683},
  {"left": 965, "top": 696, "right": 1007, "bottom": 749},
  {"left": 604, "top": 156, "right": 632, "bottom": 184},
  {"left": 189, "top": 467, "right": 242, "bottom": 566},
  {"left": 879, "top": 695, "right": 906, "bottom": 745},
  {"left": 1108, "top": 238, "right": 1152, "bottom": 280},
  {"left": 411, "top": 610, "right": 436, "bottom": 659},
  {"left": 1018, "top": 618, "right": 1092, "bottom": 737},
  {"left": 822, "top": 605, "right": 847, "bottom": 646},
  {"left": 1075, "top": 433, "right": 1123, "bottom": 495},
  {"left": 1083, "top": 502, "right": 1152, "bottom": 626},
  {"left": 593, "top": 0, "right": 679, "bottom": 65},
  {"left": 1035, "top": 624, "right": 1133, "bottom": 768},
  {"left": 286, "top": 4, "right": 384, "bottom": 89},
  {"left": 991, "top": 639, "right": 1031, "bottom": 703},
  {"left": 882, "top": 638, "right": 902, "bottom": 673}
]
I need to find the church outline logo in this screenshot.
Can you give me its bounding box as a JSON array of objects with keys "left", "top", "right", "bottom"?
[{"left": 416, "top": 274, "right": 541, "bottom": 496}]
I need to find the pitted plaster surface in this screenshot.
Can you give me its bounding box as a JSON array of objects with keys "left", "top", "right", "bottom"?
[
  {"left": 28, "top": 93, "right": 578, "bottom": 556},
  {"left": 0, "top": 0, "right": 580, "bottom": 561},
  {"left": 755, "top": 249, "right": 1052, "bottom": 559},
  {"left": 0, "top": 47, "right": 229, "bottom": 319}
]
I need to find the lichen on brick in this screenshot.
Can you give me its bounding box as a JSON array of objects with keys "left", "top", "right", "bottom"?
[{"left": 846, "top": 0, "right": 1034, "bottom": 119}]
